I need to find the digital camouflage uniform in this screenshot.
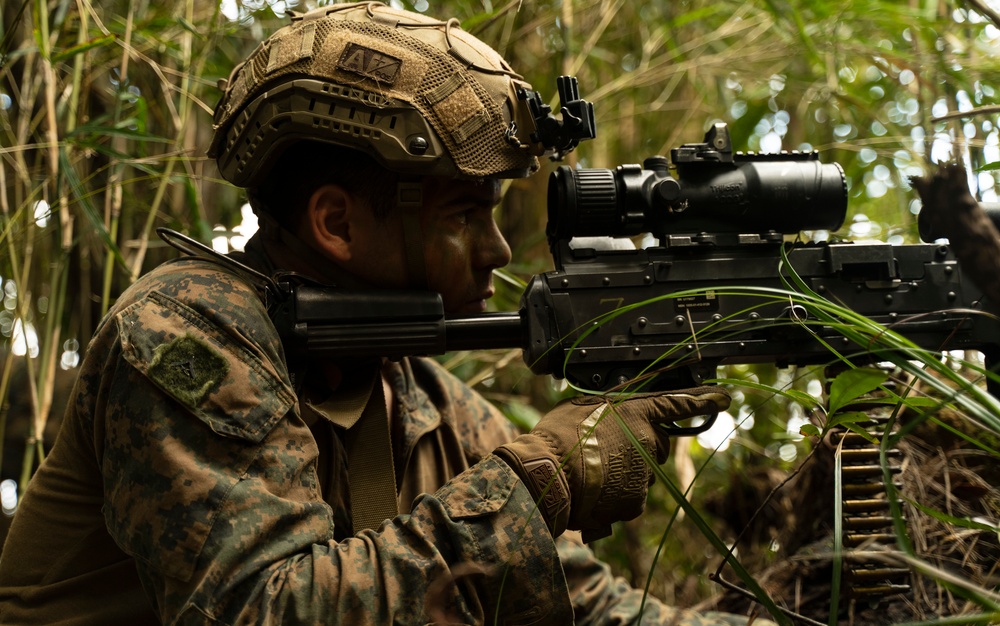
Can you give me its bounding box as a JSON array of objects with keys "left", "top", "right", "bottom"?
[{"left": 0, "top": 233, "right": 765, "bottom": 625}]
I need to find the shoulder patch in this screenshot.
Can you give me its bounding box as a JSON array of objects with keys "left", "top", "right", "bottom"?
[{"left": 148, "top": 335, "right": 230, "bottom": 408}]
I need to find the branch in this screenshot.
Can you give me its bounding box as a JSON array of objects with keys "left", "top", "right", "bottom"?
[
  {"left": 963, "top": 0, "right": 1000, "bottom": 31},
  {"left": 931, "top": 104, "right": 1000, "bottom": 124}
]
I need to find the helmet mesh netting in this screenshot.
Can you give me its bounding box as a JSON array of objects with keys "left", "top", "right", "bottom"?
[{"left": 218, "top": 17, "right": 532, "bottom": 178}]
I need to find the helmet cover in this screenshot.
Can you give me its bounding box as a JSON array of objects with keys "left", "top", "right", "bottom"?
[{"left": 209, "top": 2, "right": 543, "bottom": 187}]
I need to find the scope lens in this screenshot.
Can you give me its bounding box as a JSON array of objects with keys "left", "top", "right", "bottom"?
[{"left": 548, "top": 166, "right": 625, "bottom": 239}]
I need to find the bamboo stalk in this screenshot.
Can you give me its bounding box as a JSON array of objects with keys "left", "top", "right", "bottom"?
[
  {"left": 130, "top": 0, "right": 195, "bottom": 277},
  {"left": 100, "top": 1, "right": 135, "bottom": 315},
  {"left": 0, "top": 156, "right": 13, "bottom": 476}
]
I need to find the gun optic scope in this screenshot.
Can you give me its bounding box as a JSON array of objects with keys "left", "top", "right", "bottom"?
[{"left": 547, "top": 124, "right": 847, "bottom": 240}]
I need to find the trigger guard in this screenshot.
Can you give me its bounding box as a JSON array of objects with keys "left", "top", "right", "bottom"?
[{"left": 654, "top": 411, "right": 719, "bottom": 437}]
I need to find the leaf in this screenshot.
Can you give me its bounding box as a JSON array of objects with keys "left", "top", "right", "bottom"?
[
  {"left": 800, "top": 423, "right": 822, "bottom": 438},
  {"left": 51, "top": 34, "right": 116, "bottom": 63},
  {"left": 929, "top": 417, "right": 1000, "bottom": 458},
  {"left": 827, "top": 367, "right": 889, "bottom": 415},
  {"left": 713, "top": 376, "right": 823, "bottom": 410},
  {"left": 827, "top": 395, "right": 942, "bottom": 411},
  {"left": 33, "top": 24, "right": 47, "bottom": 61},
  {"left": 67, "top": 122, "right": 171, "bottom": 144},
  {"left": 828, "top": 410, "right": 874, "bottom": 429},
  {"left": 840, "top": 421, "right": 881, "bottom": 445},
  {"left": 671, "top": 5, "right": 724, "bottom": 28},
  {"left": 905, "top": 498, "right": 1000, "bottom": 534},
  {"left": 828, "top": 411, "right": 881, "bottom": 444},
  {"left": 977, "top": 161, "right": 1000, "bottom": 172},
  {"left": 784, "top": 388, "right": 821, "bottom": 408},
  {"left": 176, "top": 16, "right": 201, "bottom": 36},
  {"left": 885, "top": 396, "right": 942, "bottom": 409}
]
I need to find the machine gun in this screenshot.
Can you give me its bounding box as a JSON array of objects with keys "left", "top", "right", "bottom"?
[
  {"left": 161, "top": 121, "right": 1000, "bottom": 433},
  {"left": 262, "top": 123, "right": 1000, "bottom": 416}
]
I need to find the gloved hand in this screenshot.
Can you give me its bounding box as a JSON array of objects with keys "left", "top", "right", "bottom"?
[{"left": 494, "top": 387, "right": 730, "bottom": 540}]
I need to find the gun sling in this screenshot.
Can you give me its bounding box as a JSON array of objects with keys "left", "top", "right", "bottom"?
[{"left": 303, "top": 367, "right": 399, "bottom": 533}]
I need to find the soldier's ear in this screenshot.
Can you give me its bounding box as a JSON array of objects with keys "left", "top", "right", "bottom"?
[{"left": 305, "top": 183, "right": 354, "bottom": 262}]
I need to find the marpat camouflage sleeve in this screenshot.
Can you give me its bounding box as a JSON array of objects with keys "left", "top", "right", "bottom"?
[{"left": 91, "top": 259, "right": 573, "bottom": 624}]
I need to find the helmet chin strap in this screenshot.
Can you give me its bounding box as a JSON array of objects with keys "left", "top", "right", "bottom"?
[{"left": 396, "top": 179, "right": 428, "bottom": 289}]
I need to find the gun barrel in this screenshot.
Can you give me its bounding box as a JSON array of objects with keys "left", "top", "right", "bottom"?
[{"left": 445, "top": 313, "right": 523, "bottom": 352}]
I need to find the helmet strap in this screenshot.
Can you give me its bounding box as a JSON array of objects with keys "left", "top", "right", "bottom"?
[{"left": 396, "top": 179, "right": 428, "bottom": 289}]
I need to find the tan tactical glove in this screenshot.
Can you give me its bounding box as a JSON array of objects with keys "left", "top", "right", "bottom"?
[{"left": 494, "top": 387, "right": 730, "bottom": 540}]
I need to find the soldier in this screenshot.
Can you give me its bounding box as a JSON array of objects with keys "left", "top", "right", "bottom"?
[{"left": 0, "top": 4, "right": 771, "bottom": 624}]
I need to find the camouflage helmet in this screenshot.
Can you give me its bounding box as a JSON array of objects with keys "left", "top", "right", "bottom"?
[{"left": 209, "top": 2, "right": 546, "bottom": 187}]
